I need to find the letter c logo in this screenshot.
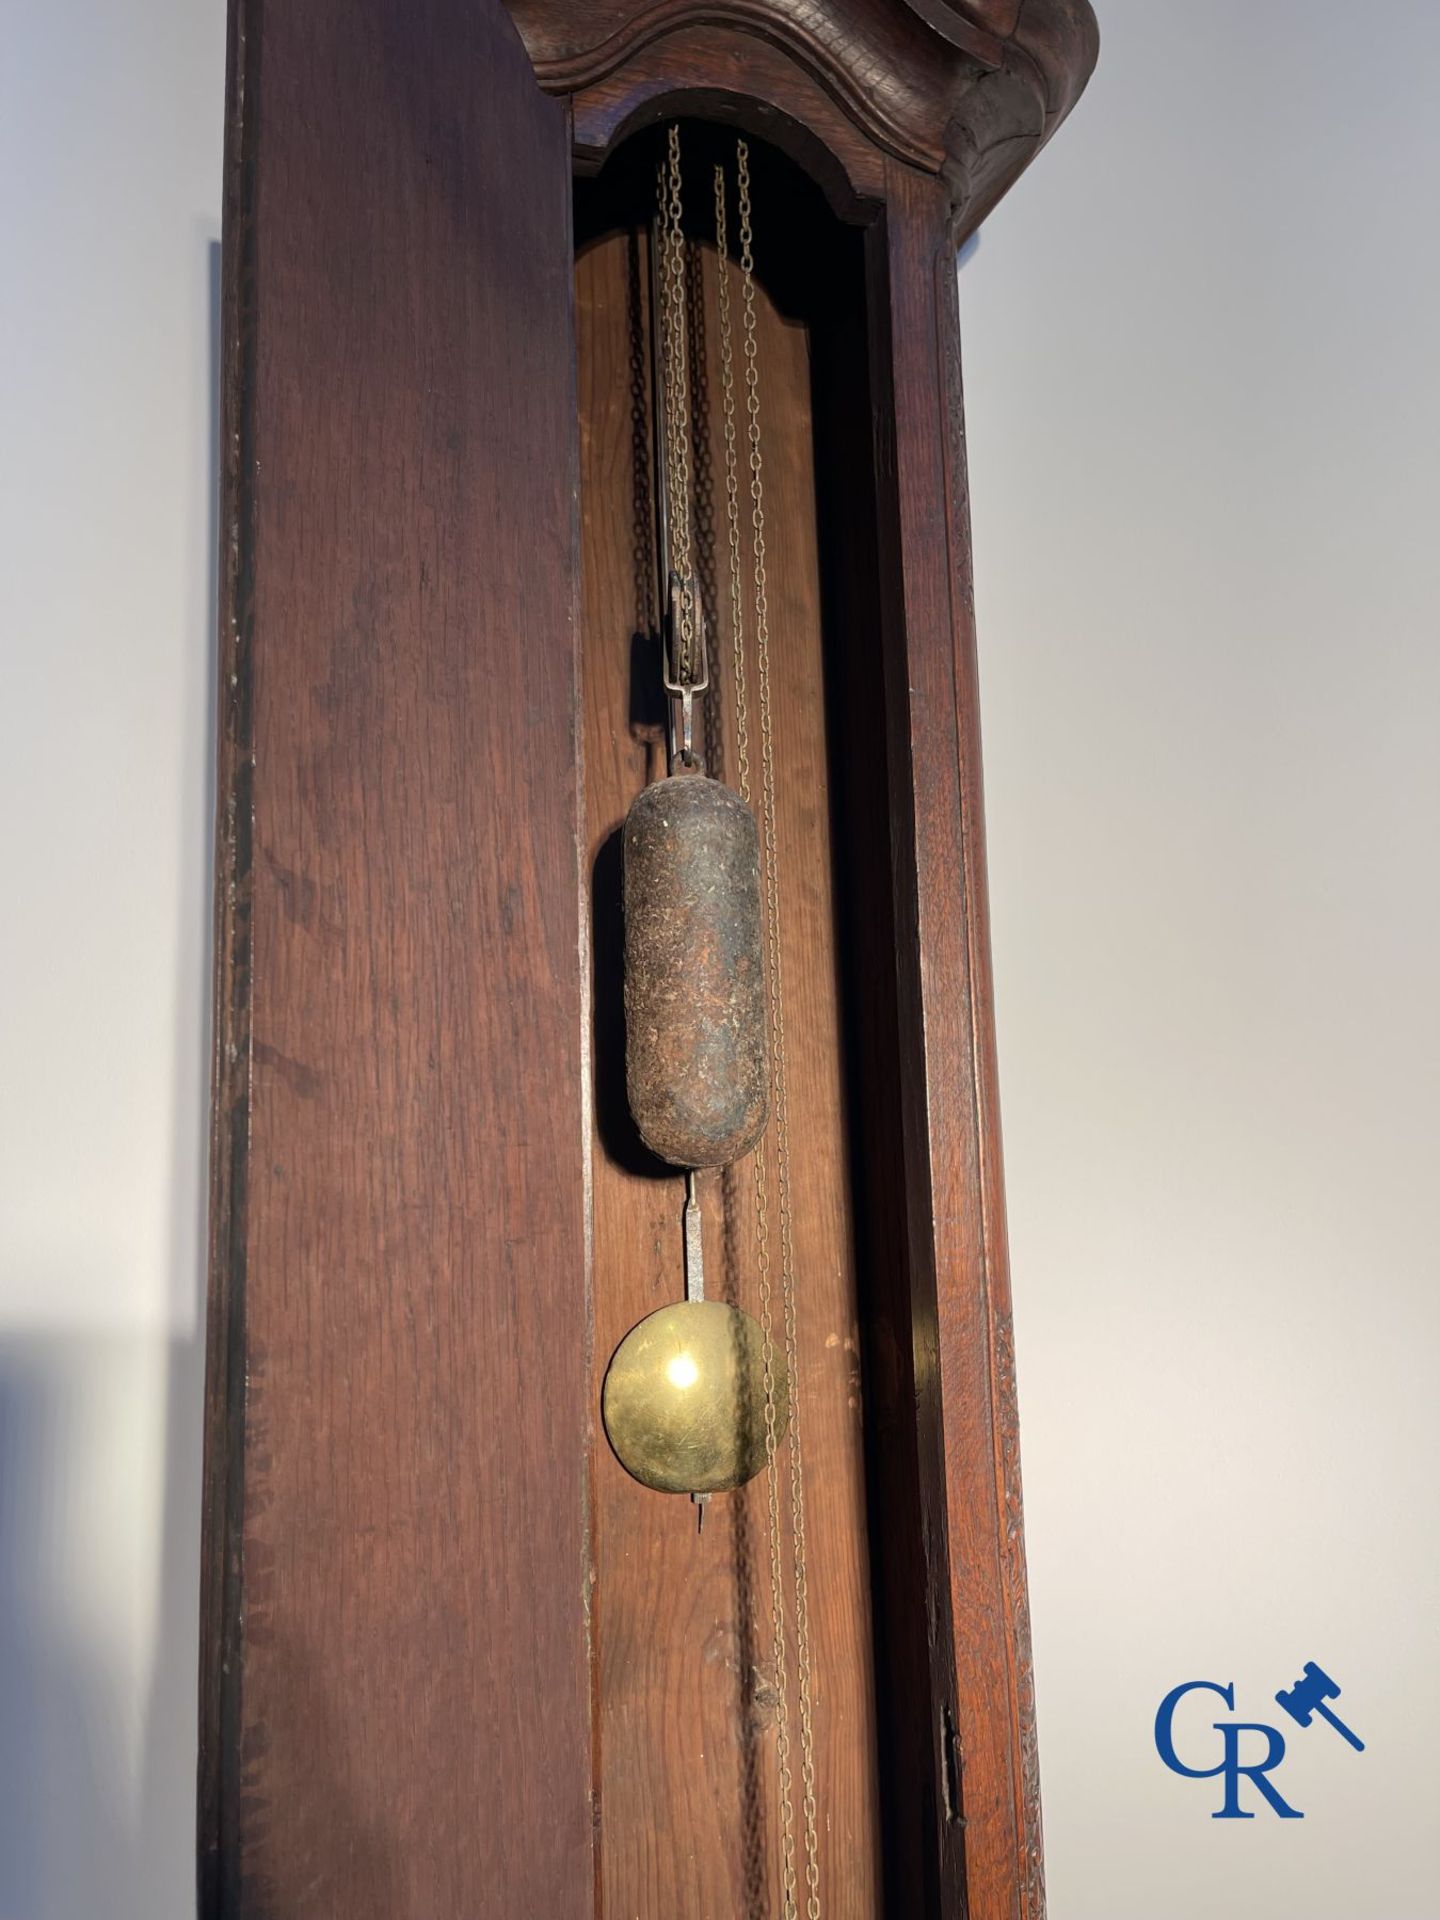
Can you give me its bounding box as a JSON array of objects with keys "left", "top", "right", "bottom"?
[{"left": 1154, "top": 1680, "right": 1235, "bottom": 1778}]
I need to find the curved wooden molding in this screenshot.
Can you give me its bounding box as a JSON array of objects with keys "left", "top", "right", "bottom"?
[{"left": 506, "top": 0, "right": 1098, "bottom": 222}]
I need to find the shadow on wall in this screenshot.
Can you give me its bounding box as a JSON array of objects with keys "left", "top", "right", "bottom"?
[{"left": 0, "top": 1336, "right": 204, "bottom": 1920}]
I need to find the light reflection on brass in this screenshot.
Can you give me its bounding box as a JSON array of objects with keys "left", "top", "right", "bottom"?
[{"left": 602, "top": 1300, "right": 787, "bottom": 1495}]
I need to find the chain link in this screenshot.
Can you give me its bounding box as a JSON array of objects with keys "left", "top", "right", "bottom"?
[
  {"left": 721, "top": 138, "right": 825, "bottom": 1920},
  {"left": 714, "top": 156, "right": 804, "bottom": 1920},
  {"left": 712, "top": 164, "right": 750, "bottom": 822},
  {"left": 657, "top": 127, "right": 698, "bottom": 680},
  {"left": 657, "top": 132, "right": 823, "bottom": 1920}
]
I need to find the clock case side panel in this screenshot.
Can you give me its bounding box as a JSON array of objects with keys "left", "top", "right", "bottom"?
[
  {"left": 865, "top": 164, "right": 1046, "bottom": 1920},
  {"left": 198, "top": 2, "right": 596, "bottom": 1916},
  {"left": 792, "top": 148, "right": 1047, "bottom": 1920}
]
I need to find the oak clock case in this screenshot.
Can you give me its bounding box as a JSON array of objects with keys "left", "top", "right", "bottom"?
[{"left": 199, "top": 5, "right": 1099, "bottom": 1920}]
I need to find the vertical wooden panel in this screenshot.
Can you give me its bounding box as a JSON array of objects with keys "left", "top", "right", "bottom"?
[
  {"left": 200, "top": 3, "right": 595, "bottom": 1915},
  {"left": 867, "top": 159, "right": 1043, "bottom": 1920}
]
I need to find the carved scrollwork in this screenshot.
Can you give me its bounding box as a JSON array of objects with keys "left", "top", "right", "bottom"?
[{"left": 505, "top": 0, "right": 1097, "bottom": 217}]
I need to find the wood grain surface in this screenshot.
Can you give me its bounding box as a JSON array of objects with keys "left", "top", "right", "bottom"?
[
  {"left": 199, "top": 3, "right": 595, "bottom": 1915},
  {"left": 578, "top": 213, "right": 882, "bottom": 1916},
  {"left": 863, "top": 159, "right": 1045, "bottom": 1919}
]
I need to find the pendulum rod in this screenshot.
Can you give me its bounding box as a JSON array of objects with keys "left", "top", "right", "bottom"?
[
  {"left": 683, "top": 1168, "right": 709, "bottom": 1531},
  {"left": 716, "top": 143, "right": 824, "bottom": 1920}
]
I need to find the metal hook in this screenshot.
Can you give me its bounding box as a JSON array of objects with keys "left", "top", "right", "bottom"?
[{"left": 662, "top": 570, "right": 708, "bottom": 771}]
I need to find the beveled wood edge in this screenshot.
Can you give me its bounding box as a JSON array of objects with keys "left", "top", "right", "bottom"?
[
  {"left": 864, "top": 161, "right": 1049, "bottom": 1915},
  {"left": 197, "top": 1, "right": 257, "bottom": 1913},
  {"left": 926, "top": 181, "right": 1046, "bottom": 1920},
  {"left": 504, "top": 0, "right": 1098, "bottom": 227}
]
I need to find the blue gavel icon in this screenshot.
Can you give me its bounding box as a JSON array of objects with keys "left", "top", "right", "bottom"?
[{"left": 1274, "top": 1662, "right": 1364, "bottom": 1751}]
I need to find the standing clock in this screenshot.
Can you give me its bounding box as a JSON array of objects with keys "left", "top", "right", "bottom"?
[{"left": 199, "top": 4, "right": 1099, "bottom": 1918}]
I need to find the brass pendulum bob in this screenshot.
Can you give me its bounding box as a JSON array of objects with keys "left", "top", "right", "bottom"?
[
  {"left": 604, "top": 1173, "right": 787, "bottom": 1500},
  {"left": 603, "top": 595, "right": 785, "bottom": 1503}
]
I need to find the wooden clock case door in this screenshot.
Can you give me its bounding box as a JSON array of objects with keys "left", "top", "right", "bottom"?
[{"left": 199, "top": 3, "right": 1097, "bottom": 1918}]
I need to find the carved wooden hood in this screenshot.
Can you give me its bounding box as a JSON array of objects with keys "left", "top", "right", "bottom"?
[{"left": 508, "top": 0, "right": 1098, "bottom": 224}]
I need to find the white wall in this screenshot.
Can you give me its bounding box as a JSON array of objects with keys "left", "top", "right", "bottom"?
[
  {"left": 0, "top": 2, "right": 224, "bottom": 1915},
  {"left": 963, "top": 4, "right": 1440, "bottom": 1915},
  {"left": 3, "top": 3, "right": 1436, "bottom": 1916}
]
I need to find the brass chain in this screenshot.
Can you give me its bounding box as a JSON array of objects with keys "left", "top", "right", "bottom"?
[
  {"left": 737, "top": 138, "right": 824, "bottom": 1920},
  {"left": 715, "top": 157, "right": 801, "bottom": 1920},
  {"left": 660, "top": 128, "right": 822, "bottom": 1919},
  {"left": 657, "top": 127, "right": 698, "bottom": 680},
  {"left": 718, "top": 140, "right": 824, "bottom": 1920}
]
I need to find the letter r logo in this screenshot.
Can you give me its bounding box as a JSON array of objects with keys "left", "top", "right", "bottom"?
[{"left": 1154, "top": 1681, "right": 1303, "bottom": 1820}]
